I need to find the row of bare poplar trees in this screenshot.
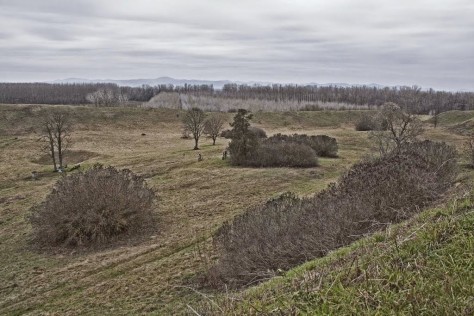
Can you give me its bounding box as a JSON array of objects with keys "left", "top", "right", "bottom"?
[{"left": 2, "top": 82, "right": 473, "bottom": 114}]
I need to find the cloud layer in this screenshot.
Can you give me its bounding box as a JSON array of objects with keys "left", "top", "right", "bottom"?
[{"left": 1, "top": 0, "right": 473, "bottom": 90}]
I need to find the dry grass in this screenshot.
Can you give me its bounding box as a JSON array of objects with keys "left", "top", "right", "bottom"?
[{"left": 0, "top": 104, "right": 471, "bottom": 314}]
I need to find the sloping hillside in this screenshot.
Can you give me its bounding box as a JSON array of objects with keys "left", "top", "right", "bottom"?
[
  {"left": 195, "top": 189, "right": 474, "bottom": 315},
  {"left": 0, "top": 104, "right": 472, "bottom": 315},
  {"left": 429, "top": 110, "right": 474, "bottom": 136}
]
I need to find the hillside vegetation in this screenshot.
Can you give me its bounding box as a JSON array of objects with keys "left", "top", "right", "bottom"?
[
  {"left": 0, "top": 104, "right": 472, "bottom": 314},
  {"left": 196, "top": 189, "right": 474, "bottom": 315}
]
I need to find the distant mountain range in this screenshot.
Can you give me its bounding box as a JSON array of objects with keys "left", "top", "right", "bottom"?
[{"left": 51, "top": 77, "right": 387, "bottom": 90}]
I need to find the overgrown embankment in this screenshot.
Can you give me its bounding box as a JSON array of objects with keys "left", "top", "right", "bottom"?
[
  {"left": 196, "top": 187, "right": 474, "bottom": 315},
  {"left": 208, "top": 141, "right": 458, "bottom": 288}
]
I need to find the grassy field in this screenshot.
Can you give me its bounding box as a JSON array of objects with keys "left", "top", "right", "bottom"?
[{"left": 0, "top": 104, "right": 472, "bottom": 315}]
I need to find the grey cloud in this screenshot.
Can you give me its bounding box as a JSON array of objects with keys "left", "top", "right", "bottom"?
[{"left": 0, "top": 0, "right": 473, "bottom": 90}]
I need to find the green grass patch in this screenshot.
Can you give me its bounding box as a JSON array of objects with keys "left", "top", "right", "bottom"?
[
  {"left": 252, "top": 110, "right": 374, "bottom": 129},
  {"left": 435, "top": 110, "right": 474, "bottom": 126}
]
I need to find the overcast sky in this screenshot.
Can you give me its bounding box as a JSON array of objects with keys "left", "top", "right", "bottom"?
[{"left": 0, "top": 0, "right": 473, "bottom": 90}]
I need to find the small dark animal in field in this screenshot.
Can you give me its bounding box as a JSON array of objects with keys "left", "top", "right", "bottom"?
[
  {"left": 198, "top": 153, "right": 203, "bottom": 161},
  {"left": 141, "top": 133, "right": 146, "bottom": 136}
]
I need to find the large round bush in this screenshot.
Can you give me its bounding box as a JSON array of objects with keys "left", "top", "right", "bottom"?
[{"left": 29, "top": 165, "right": 156, "bottom": 247}]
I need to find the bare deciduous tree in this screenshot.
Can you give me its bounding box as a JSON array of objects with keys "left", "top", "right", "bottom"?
[
  {"left": 369, "top": 102, "right": 424, "bottom": 155},
  {"left": 41, "top": 113, "right": 72, "bottom": 171},
  {"left": 86, "top": 88, "right": 130, "bottom": 107},
  {"left": 1, "top": 82, "right": 473, "bottom": 113},
  {"left": 182, "top": 107, "right": 206, "bottom": 150},
  {"left": 204, "top": 114, "right": 225, "bottom": 145},
  {"left": 41, "top": 119, "right": 58, "bottom": 171}
]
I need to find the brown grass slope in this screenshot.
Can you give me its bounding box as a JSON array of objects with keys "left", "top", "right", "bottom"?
[{"left": 0, "top": 104, "right": 471, "bottom": 314}]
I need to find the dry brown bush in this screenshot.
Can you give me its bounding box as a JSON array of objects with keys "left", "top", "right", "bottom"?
[
  {"left": 249, "top": 126, "right": 267, "bottom": 139},
  {"left": 265, "top": 133, "right": 338, "bottom": 157},
  {"left": 243, "top": 142, "right": 319, "bottom": 168},
  {"left": 209, "top": 141, "right": 457, "bottom": 288},
  {"left": 28, "top": 165, "right": 156, "bottom": 248},
  {"left": 220, "top": 129, "right": 233, "bottom": 138},
  {"left": 464, "top": 136, "right": 474, "bottom": 168},
  {"left": 355, "top": 113, "right": 377, "bottom": 131},
  {"left": 369, "top": 102, "right": 424, "bottom": 155},
  {"left": 221, "top": 127, "right": 267, "bottom": 139}
]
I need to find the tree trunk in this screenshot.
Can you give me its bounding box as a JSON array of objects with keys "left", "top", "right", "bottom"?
[
  {"left": 212, "top": 137, "right": 216, "bottom": 145},
  {"left": 46, "top": 127, "right": 57, "bottom": 171},
  {"left": 57, "top": 130, "right": 63, "bottom": 169},
  {"left": 194, "top": 137, "right": 199, "bottom": 150},
  {"left": 49, "top": 137, "right": 57, "bottom": 171}
]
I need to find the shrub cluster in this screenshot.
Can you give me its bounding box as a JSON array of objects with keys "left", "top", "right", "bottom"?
[
  {"left": 209, "top": 141, "right": 457, "bottom": 288},
  {"left": 265, "top": 133, "right": 338, "bottom": 157},
  {"left": 220, "top": 129, "right": 233, "bottom": 138},
  {"left": 249, "top": 126, "right": 267, "bottom": 139},
  {"left": 221, "top": 126, "right": 267, "bottom": 139},
  {"left": 464, "top": 136, "right": 474, "bottom": 168},
  {"left": 228, "top": 132, "right": 338, "bottom": 168},
  {"left": 226, "top": 110, "right": 333, "bottom": 168},
  {"left": 355, "top": 113, "right": 377, "bottom": 131},
  {"left": 298, "top": 104, "right": 323, "bottom": 111},
  {"left": 28, "top": 165, "right": 156, "bottom": 248},
  {"left": 243, "top": 142, "right": 318, "bottom": 168}
]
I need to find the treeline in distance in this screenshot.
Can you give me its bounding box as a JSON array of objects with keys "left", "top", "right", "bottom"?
[{"left": 0, "top": 82, "right": 473, "bottom": 114}]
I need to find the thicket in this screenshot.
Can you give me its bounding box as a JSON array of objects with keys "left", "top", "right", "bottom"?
[
  {"left": 241, "top": 142, "right": 318, "bottom": 168},
  {"left": 28, "top": 165, "right": 156, "bottom": 248},
  {"left": 369, "top": 103, "right": 424, "bottom": 155},
  {"left": 209, "top": 141, "right": 458, "bottom": 288},
  {"left": 221, "top": 126, "right": 267, "bottom": 139},
  {"left": 355, "top": 113, "right": 378, "bottom": 131},
  {"left": 465, "top": 135, "right": 474, "bottom": 168},
  {"left": 226, "top": 110, "right": 335, "bottom": 167},
  {"left": 265, "top": 133, "right": 338, "bottom": 158}
]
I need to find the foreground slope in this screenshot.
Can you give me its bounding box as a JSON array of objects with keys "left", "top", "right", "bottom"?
[
  {"left": 0, "top": 105, "right": 472, "bottom": 314},
  {"left": 196, "top": 189, "right": 474, "bottom": 315}
]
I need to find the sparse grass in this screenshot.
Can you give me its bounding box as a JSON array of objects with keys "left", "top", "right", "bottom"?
[
  {"left": 0, "top": 104, "right": 472, "bottom": 314},
  {"left": 252, "top": 110, "right": 375, "bottom": 130}
]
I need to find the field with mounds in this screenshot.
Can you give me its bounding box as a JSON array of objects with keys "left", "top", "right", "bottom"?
[{"left": 0, "top": 104, "right": 472, "bottom": 315}]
